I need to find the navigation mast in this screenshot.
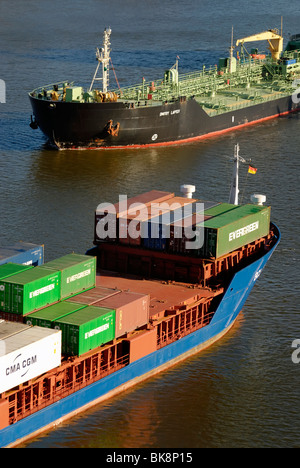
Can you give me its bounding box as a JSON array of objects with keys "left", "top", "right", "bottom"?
[
  {"left": 89, "top": 28, "right": 112, "bottom": 93},
  {"left": 229, "top": 143, "right": 245, "bottom": 205}
]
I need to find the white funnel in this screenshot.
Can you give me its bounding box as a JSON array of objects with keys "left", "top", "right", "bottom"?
[
  {"left": 180, "top": 184, "right": 196, "bottom": 199},
  {"left": 251, "top": 194, "right": 266, "bottom": 205}
]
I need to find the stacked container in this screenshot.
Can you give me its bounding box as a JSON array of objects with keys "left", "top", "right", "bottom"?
[
  {"left": 94, "top": 190, "right": 175, "bottom": 243},
  {"left": 93, "top": 291, "right": 150, "bottom": 339},
  {"left": 196, "top": 204, "right": 271, "bottom": 258},
  {"left": 119, "top": 206, "right": 169, "bottom": 246},
  {"left": 25, "top": 302, "right": 88, "bottom": 328},
  {"left": 54, "top": 305, "right": 115, "bottom": 356},
  {"left": 142, "top": 197, "right": 198, "bottom": 251},
  {"left": 171, "top": 202, "right": 240, "bottom": 255},
  {"left": 0, "top": 263, "right": 33, "bottom": 281},
  {"left": 0, "top": 242, "right": 44, "bottom": 267},
  {"left": 43, "top": 253, "right": 96, "bottom": 299},
  {"left": 66, "top": 285, "right": 120, "bottom": 305},
  {"left": 167, "top": 200, "right": 222, "bottom": 254},
  {"left": 0, "top": 267, "right": 61, "bottom": 315},
  {"left": 168, "top": 213, "right": 211, "bottom": 254},
  {"left": 0, "top": 327, "right": 61, "bottom": 393},
  {"left": 0, "top": 320, "right": 30, "bottom": 340}
]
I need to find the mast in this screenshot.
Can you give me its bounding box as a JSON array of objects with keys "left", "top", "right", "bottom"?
[
  {"left": 229, "top": 144, "right": 241, "bottom": 205},
  {"left": 229, "top": 26, "right": 235, "bottom": 73},
  {"left": 89, "top": 28, "right": 112, "bottom": 93}
]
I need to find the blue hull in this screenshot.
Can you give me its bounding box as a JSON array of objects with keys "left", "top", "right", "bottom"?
[{"left": 0, "top": 227, "right": 280, "bottom": 447}]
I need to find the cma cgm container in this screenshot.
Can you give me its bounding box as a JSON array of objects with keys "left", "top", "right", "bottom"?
[
  {"left": 94, "top": 190, "right": 175, "bottom": 243},
  {"left": 93, "top": 291, "right": 150, "bottom": 339},
  {"left": 0, "top": 242, "right": 44, "bottom": 267},
  {"left": 198, "top": 204, "right": 271, "bottom": 258},
  {"left": 0, "top": 327, "right": 61, "bottom": 394},
  {"left": 0, "top": 267, "right": 61, "bottom": 315},
  {"left": 43, "top": 254, "right": 96, "bottom": 299},
  {"left": 54, "top": 305, "right": 115, "bottom": 356},
  {"left": 25, "top": 302, "right": 88, "bottom": 328}
]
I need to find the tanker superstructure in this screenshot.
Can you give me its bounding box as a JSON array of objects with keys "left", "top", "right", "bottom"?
[{"left": 29, "top": 28, "right": 300, "bottom": 149}]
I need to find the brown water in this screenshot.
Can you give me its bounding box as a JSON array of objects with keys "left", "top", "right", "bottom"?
[{"left": 0, "top": 0, "right": 299, "bottom": 448}]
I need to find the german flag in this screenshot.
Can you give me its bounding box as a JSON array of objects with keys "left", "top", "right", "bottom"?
[{"left": 248, "top": 165, "right": 257, "bottom": 175}]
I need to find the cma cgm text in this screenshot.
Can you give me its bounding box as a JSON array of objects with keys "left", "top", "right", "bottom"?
[{"left": 6, "top": 355, "right": 37, "bottom": 375}]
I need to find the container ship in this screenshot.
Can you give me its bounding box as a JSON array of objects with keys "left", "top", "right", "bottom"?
[
  {"left": 29, "top": 28, "right": 300, "bottom": 149},
  {"left": 0, "top": 150, "right": 280, "bottom": 447}
]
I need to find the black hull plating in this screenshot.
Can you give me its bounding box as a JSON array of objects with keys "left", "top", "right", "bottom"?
[{"left": 29, "top": 94, "right": 300, "bottom": 149}]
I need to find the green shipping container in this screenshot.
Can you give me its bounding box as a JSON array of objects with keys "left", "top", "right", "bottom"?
[
  {"left": 0, "top": 266, "right": 61, "bottom": 315},
  {"left": 197, "top": 204, "right": 271, "bottom": 258},
  {"left": 204, "top": 202, "right": 239, "bottom": 218},
  {"left": 25, "top": 301, "right": 88, "bottom": 328},
  {"left": 43, "top": 253, "right": 96, "bottom": 299},
  {"left": 0, "top": 263, "right": 33, "bottom": 280},
  {"left": 54, "top": 305, "right": 115, "bottom": 356}
]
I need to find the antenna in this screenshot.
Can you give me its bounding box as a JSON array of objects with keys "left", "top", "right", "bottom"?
[
  {"left": 89, "top": 28, "right": 112, "bottom": 93},
  {"left": 228, "top": 144, "right": 246, "bottom": 205}
]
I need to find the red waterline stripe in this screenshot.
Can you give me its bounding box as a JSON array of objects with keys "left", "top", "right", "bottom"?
[{"left": 68, "top": 108, "right": 300, "bottom": 151}]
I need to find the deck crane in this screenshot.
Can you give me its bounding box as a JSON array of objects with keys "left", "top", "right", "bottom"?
[{"left": 236, "top": 29, "right": 284, "bottom": 61}]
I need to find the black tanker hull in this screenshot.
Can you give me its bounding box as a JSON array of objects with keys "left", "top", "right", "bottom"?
[{"left": 29, "top": 94, "right": 300, "bottom": 149}]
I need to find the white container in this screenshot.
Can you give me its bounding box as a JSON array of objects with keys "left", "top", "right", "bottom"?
[
  {"left": 0, "top": 320, "right": 30, "bottom": 340},
  {"left": 0, "top": 327, "right": 61, "bottom": 393}
]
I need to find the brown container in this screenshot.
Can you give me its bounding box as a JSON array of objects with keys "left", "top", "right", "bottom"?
[
  {"left": 119, "top": 196, "right": 198, "bottom": 246},
  {"left": 119, "top": 206, "right": 169, "bottom": 246},
  {"left": 66, "top": 286, "right": 120, "bottom": 305},
  {"left": 124, "top": 328, "right": 157, "bottom": 364},
  {"left": 94, "top": 190, "right": 175, "bottom": 243},
  {"left": 93, "top": 291, "right": 150, "bottom": 339}
]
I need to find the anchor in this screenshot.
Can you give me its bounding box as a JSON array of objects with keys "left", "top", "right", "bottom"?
[
  {"left": 29, "top": 115, "right": 38, "bottom": 130},
  {"left": 105, "top": 119, "right": 120, "bottom": 137}
]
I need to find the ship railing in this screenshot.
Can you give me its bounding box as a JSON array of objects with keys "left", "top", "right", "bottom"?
[
  {"left": 9, "top": 351, "right": 130, "bottom": 425},
  {"left": 157, "top": 307, "right": 215, "bottom": 350},
  {"left": 29, "top": 81, "right": 75, "bottom": 99},
  {"left": 114, "top": 60, "right": 268, "bottom": 103},
  {"left": 203, "top": 87, "right": 293, "bottom": 116}
]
